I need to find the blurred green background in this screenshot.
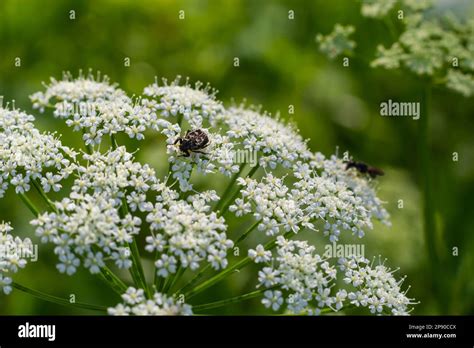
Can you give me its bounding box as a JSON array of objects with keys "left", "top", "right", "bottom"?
[{"left": 0, "top": 0, "right": 473, "bottom": 315}]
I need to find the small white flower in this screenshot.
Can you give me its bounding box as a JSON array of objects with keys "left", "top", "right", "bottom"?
[
  {"left": 155, "top": 254, "right": 177, "bottom": 277},
  {"left": 248, "top": 244, "right": 271, "bottom": 263},
  {"left": 262, "top": 290, "right": 283, "bottom": 311},
  {"left": 122, "top": 287, "right": 145, "bottom": 305},
  {"left": 57, "top": 253, "right": 80, "bottom": 275}
]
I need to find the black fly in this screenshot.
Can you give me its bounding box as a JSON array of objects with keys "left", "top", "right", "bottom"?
[
  {"left": 174, "top": 129, "right": 210, "bottom": 157},
  {"left": 344, "top": 160, "right": 384, "bottom": 178}
]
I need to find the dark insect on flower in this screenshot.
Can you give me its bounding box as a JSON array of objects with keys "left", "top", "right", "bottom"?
[
  {"left": 174, "top": 129, "right": 210, "bottom": 157},
  {"left": 344, "top": 160, "right": 384, "bottom": 178}
]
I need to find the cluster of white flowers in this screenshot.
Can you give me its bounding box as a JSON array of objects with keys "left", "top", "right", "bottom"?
[
  {"left": 339, "top": 255, "right": 417, "bottom": 315},
  {"left": 165, "top": 128, "right": 241, "bottom": 191},
  {"left": 31, "top": 192, "right": 139, "bottom": 274},
  {"left": 0, "top": 71, "right": 416, "bottom": 316},
  {"left": 252, "top": 237, "right": 338, "bottom": 315},
  {"left": 252, "top": 238, "right": 416, "bottom": 315},
  {"left": 108, "top": 287, "right": 192, "bottom": 315},
  {"left": 320, "top": 1, "right": 474, "bottom": 96},
  {"left": 72, "top": 146, "right": 158, "bottom": 206},
  {"left": 362, "top": 0, "right": 474, "bottom": 96},
  {"left": 219, "top": 106, "right": 313, "bottom": 169},
  {"left": 30, "top": 71, "right": 170, "bottom": 144},
  {"left": 0, "top": 105, "right": 74, "bottom": 197},
  {"left": 0, "top": 222, "right": 34, "bottom": 294},
  {"left": 143, "top": 78, "right": 243, "bottom": 191},
  {"left": 30, "top": 146, "right": 158, "bottom": 274},
  {"left": 231, "top": 165, "right": 375, "bottom": 242},
  {"left": 146, "top": 187, "right": 233, "bottom": 274},
  {"left": 144, "top": 76, "right": 224, "bottom": 129},
  {"left": 316, "top": 154, "right": 391, "bottom": 226}
]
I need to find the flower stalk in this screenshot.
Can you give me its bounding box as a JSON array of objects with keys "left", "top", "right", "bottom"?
[{"left": 12, "top": 282, "right": 106, "bottom": 312}]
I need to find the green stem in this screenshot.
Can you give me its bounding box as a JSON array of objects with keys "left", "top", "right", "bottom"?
[
  {"left": 19, "top": 193, "right": 40, "bottom": 217},
  {"left": 214, "top": 163, "right": 246, "bottom": 211},
  {"left": 235, "top": 219, "right": 261, "bottom": 245},
  {"left": 177, "top": 114, "right": 183, "bottom": 127},
  {"left": 97, "top": 266, "right": 128, "bottom": 295},
  {"left": 193, "top": 287, "right": 269, "bottom": 312},
  {"left": 111, "top": 134, "right": 118, "bottom": 150},
  {"left": 165, "top": 265, "right": 185, "bottom": 294},
  {"left": 12, "top": 282, "right": 106, "bottom": 312},
  {"left": 31, "top": 179, "right": 57, "bottom": 212},
  {"left": 110, "top": 164, "right": 149, "bottom": 298},
  {"left": 155, "top": 276, "right": 165, "bottom": 292},
  {"left": 175, "top": 264, "right": 210, "bottom": 295},
  {"left": 383, "top": 17, "right": 398, "bottom": 40},
  {"left": 128, "top": 238, "right": 151, "bottom": 298},
  {"left": 220, "top": 164, "right": 260, "bottom": 215},
  {"left": 185, "top": 231, "right": 292, "bottom": 299},
  {"left": 419, "top": 86, "right": 437, "bottom": 269}
]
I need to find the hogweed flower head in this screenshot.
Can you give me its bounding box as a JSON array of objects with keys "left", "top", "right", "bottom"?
[{"left": 0, "top": 71, "right": 416, "bottom": 316}]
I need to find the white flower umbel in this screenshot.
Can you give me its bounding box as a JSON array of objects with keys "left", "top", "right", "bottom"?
[
  {"left": 31, "top": 192, "right": 138, "bottom": 274},
  {"left": 30, "top": 71, "right": 163, "bottom": 144},
  {"left": 315, "top": 154, "right": 391, "bottom": 227},
  {"left": 71, "top": 146, "right": 158, "bottom": 205},
  {"left": 144, "top": 76, "right": 224, "bottom": 129},
  {"left": 253, "top": 239, "right": 417, "bottom": 315},
  {"left": 219, "top": 106, "right": 313, "bottom": 169},
  {"left": 231, "top": 167, "right": 375, "bottom": 241},
  {"left": 144, "top": 78, "right": 240, "bottom": 191},
  {"left": 0, "top": 222, "right": 34, "bottom": 294},
  {"left": 0, "top": 72, "right": 417, "bottom": 316},
  {"left": 108, "top": 287, "right": 192, "bottom": 315},
  {"left": 253, "top": 237, "right": 337, "bottom": 315},
  {"left": 146, "top": 188, "right": 233, "bottom": 275},
  {"left": 30, "top": 147, "right": 157, "bottom": 275},
  {"left": 338, "top": 255, "right": 417, "bottom": 315},
  {"left": 30, "top": 71, "right": 126, "bottom": 111},
  {"left": 0, "top": 105, "right": 74, "bottom": 197}
]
